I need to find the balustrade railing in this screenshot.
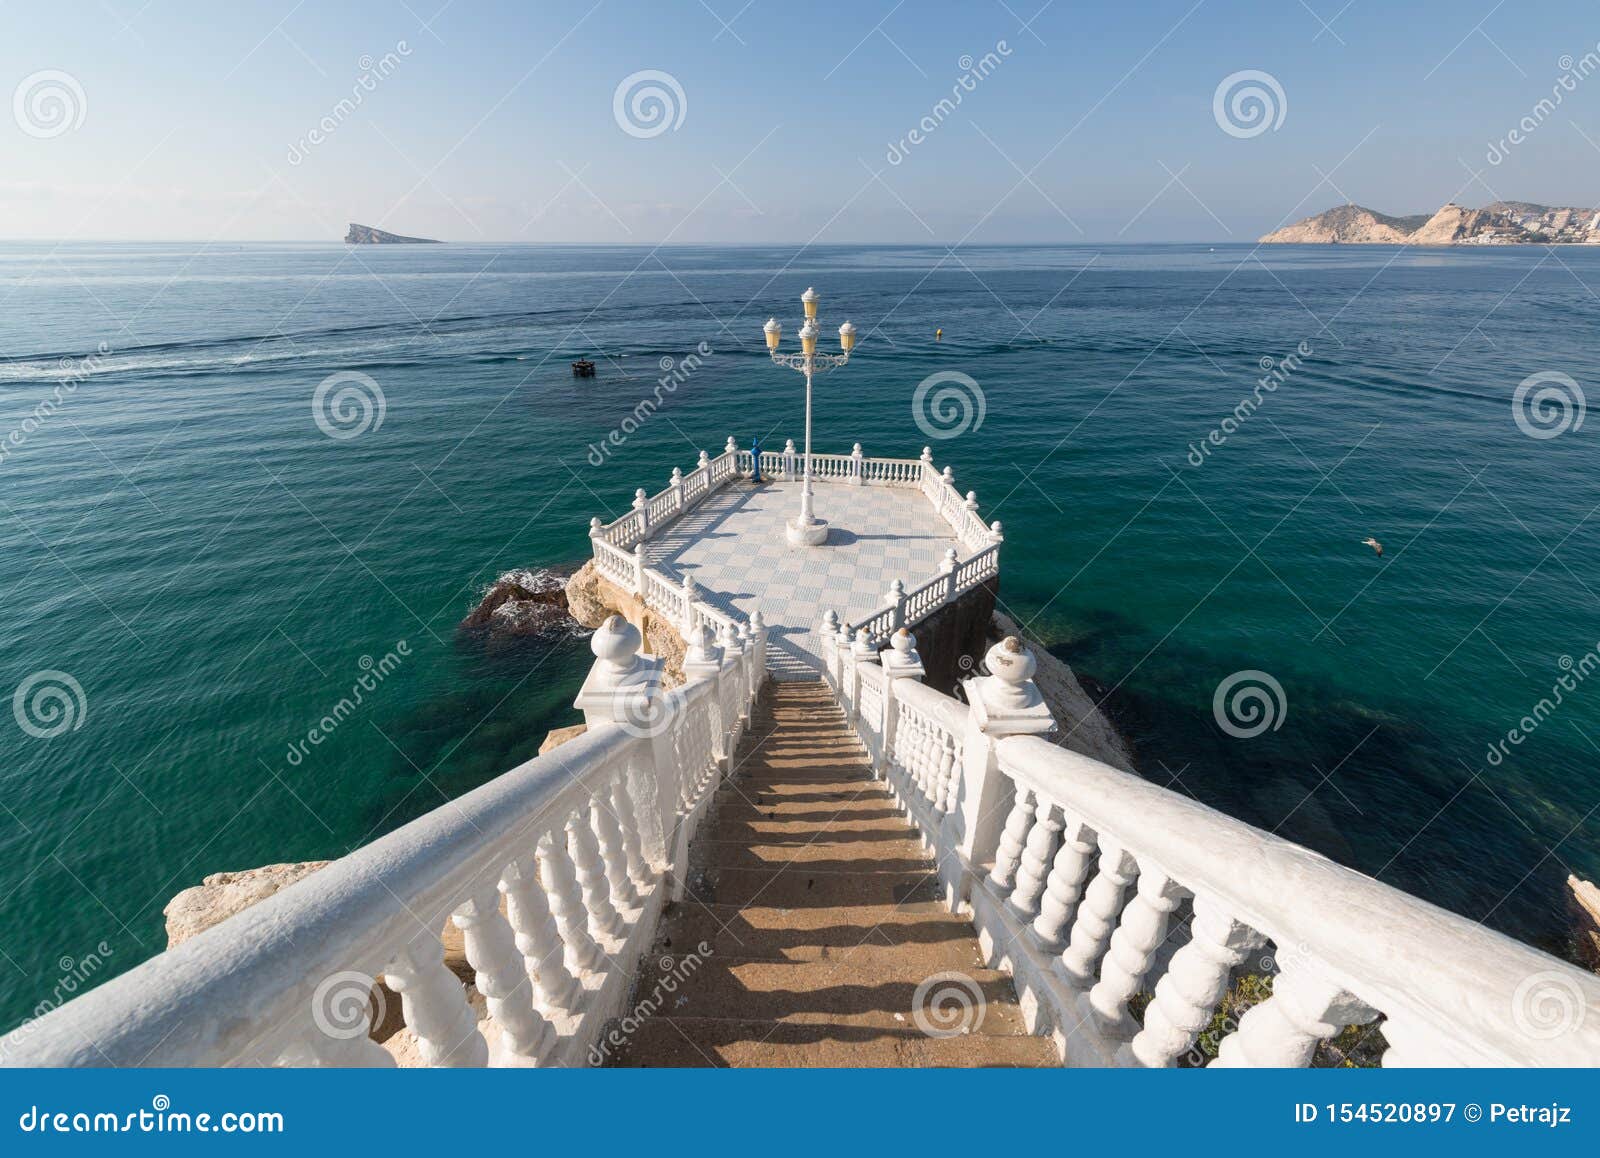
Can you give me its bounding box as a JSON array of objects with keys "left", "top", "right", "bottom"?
[
  {"left": 822, "top": 630, "right": 1600, "bottom": 1069},
  {"left": 6, "top": 616, "right": 765, "bottom": 1068}
]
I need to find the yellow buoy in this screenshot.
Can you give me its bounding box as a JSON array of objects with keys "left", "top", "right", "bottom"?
[{"left": 935, "top": 328, "right": 943, "bottom": 340}]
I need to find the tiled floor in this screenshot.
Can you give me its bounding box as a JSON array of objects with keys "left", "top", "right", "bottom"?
[{"left": 643, "top": 480, "right": 962, "bottom": 680}]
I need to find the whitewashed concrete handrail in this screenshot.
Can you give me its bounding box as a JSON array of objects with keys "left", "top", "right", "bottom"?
[
  {"left": 823, "top": 631, "right": 1600, "bottom": 1069},
  {"left": 993, "top": 733, "right": 1600, "bottom": 1068},
  {"left": 6, "top": 617, "right": 766, "bottom": 1067}
]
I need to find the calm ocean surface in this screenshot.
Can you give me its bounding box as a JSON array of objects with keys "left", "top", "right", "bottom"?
[{"left": 1, "top": 241, "right": 1596, "bottom": 1027}]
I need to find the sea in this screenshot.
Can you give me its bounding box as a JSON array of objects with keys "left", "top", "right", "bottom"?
[{"left": 0, "top": 240, "right": 1596, "bottom": 1030}]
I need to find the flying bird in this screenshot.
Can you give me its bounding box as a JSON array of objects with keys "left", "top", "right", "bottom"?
[{"left": 1360, "top": 537, "right": 1383, "bottom": 557}]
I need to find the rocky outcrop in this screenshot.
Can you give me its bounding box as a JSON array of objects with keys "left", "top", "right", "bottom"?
[
  {"left": 460, "top": 566, "right": 580, "bottom": 640},
  {"left": 1259, "top": 204, "right": 1426, "bottom": 244},
  {"left": 164, "top": 861, "right": 332, "bottom": 948},
  {"left": 539, "top": 723, "right": 587, "bottom": 754},
  {"left": 1570, "top": 875, "right": 1600, "bottom": 971},
  {"left": 564, "top": 560, "right": 685, "bottom": 686},
  {"left": 344, "top": 223, "right": 441, "bottom": 244},
  {"left": 1261, "top": 200, "right": 1600, "bottom": 245}
]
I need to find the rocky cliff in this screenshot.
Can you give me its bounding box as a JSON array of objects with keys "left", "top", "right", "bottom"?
[
  {"left": 344, "top": 223, "right": 441, "bottom": 244},
  {"left": 1261, "top": 200, "right": 1600, "bottom": 245}
]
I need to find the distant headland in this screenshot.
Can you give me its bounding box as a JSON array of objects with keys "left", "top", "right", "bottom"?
[
  {"left": 344, "top": 223, "right": 441, "bottom": 244},
  {"left": 1261, "top": 201, "right": 1600, "bottom": 245}
]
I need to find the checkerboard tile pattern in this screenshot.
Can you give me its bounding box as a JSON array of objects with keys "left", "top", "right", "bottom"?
[{"left": 643, "top": 481, "right": 963, "bottom": 680}]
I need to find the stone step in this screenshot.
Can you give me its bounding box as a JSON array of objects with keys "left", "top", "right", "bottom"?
[
  {"left": 685, "top": 865, "right": 940, "bottom": 908},
  {"left": 702, "top": 812, "right": 921, "bottom": 842},
  {"left": 653, "top": 901, "right": 991, "bottom": 969},
  {"left": 626, "top": 956, "right": 1031, "bottom": 1032},
  {"left": 692, "top": 835, "right": 930, "bottom": 873},
  {"left": 607, "top": 1017, "right": 1060, "bottom": 1068}
]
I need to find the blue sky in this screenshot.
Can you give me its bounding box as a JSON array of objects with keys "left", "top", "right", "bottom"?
[{"left": 4, "top": 0, "right": 1599, "bottom": 241}]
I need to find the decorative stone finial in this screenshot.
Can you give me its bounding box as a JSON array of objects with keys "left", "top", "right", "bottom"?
[
  {"left": 682, "top": 622, "right": 722, "bottom": 678},
  {"left": 886, "top": 578, "right": 905, "bottom": 604},
  {"left": 851, "top": 627, "right": 875, "bottom": 660},
  {"left": 591, "top": 614, "right": 642, "bottom": 673},
  {"left": 671, "top": 467, "right": 683, "bottom": 483},
  {"left": 749, "top": 610, "right": 766, "bottom": 633},
  {"left": 682, "top": 574, "right": 696, "bottom": 595},
  {"left": 984, "top": 637, "right": 1039, "bottom": 708},
  {"left": 821, "top": 609, "right": 839, "bottom": 633},
  {"left": 784, "top": 438, "right": 796, "bottom": 453},
  {"left": 725, "top": 436, "right": 738, "bottom": 454},
  {"left": 633, "top": 488, "right": 647, "bottom": 509},
  {"left": 921, "top": 446, "right": 933, "bottom": 463},
  {"left": 965, "top": 490, "right": 979, "bottom": 511},
  {"left": 941, "top": 547, "right": 959, "bottom": 572},
  {"left": 697, "top": 450, "right": 710, "bottom": 469},
  {"left": 990, "top": 520, "right": 1004, "bottom": 541},
  {"left": 718, "top": 621, "right": 741, "bottom": 654},
  {"left": 852, "top": 442, "right": 863, "bottom": 456},
  {"left": 942, "top": 466, "right": 955, "bottom": 485},
  {"left": 589, "top": 516, "right": 602, "bottom": 536},
  {"left": 882, "top": 627, "right": 925, "bottom": 681}
]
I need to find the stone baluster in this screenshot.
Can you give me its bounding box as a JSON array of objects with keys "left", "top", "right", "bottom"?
[
  {"left": 500, "top": 858, "right": 582, "bottom": 1013},
  {"left": 679, "top": 575, "right": 698, "bottom": 638},
  {"left": 632, "top": 543, "right": 646, "bottom": 597},
  {"left": 669, "top": 467, "right": 684, "bottom": 514},
  {"left": 819, "top": 610, "right": 840, "bottom": 686},
  {"left": 736, "top": 621, "right": 756, "bottom": 709},
  {"left": 1212, "top": 965, "right": 1379, "bottom": 1068},
  {"left": 567, "top": 808, "right": 623, "bottom": 940},
  {"left": 1031, "top": 816, "right": 1097, "bottom": 949},
  {"left": 453, "top": 885, "right": 553, "bottom": 1064},
  {"left": 987, "top": 787, "right": 1035, "bottom": 891},
  {"left": 535, "top": 830, "right": 602, "bottom": 974},
  {"left": 590, "top": 789, "right": 641, "bottom": 911},
  {"left": 1121, "top": 894, "right": 1262, "bottom": 1067},
  {"left": 748, "top": 610, "right": 768, "bottom": 679},
  {"left": 885, "top": 579, "right": 906, "bottom": 631},
  {"left": 850, "top": 442, "right": 864, "bottom": 485},
  {"left": 1058, "top": 841, "right": 1139, "bottom": 989},
  {"left": 610, "top": 776, "right": 653, "bottom": 895},
  {"left": 1008, "top": 800, "right": 1063, "bottom": 917},
  {"left": 384, "top": 937, "right": 488, "bottom": 1067},
  {"left": 937, "top": 733, "right": 960, "bottom": 814},
  {"left": 1087, "top": 867, "right": 1185, "bottom": 1039},
  {"left": 783, "top": 438, "right": 796, "bottom": 479}
]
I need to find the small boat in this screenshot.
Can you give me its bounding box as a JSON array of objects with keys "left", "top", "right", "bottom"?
[{"left": 571, "top": 359, "right": 596, "bottom": 378}]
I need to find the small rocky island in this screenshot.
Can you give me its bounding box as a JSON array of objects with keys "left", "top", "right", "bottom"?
[
  {"left": 1262, "top": 201, "right": 1600, "bottom": 245},
  {"left": 345, "top": 223, "right": 441, "bottom": 244}
]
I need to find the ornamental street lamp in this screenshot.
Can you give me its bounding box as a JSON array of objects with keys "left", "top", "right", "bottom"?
[{"left": 764, "top": 287, "right": 856, "bottom": 546}]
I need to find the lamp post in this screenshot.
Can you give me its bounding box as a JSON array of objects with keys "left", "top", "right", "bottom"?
[{"left": 764, "top": 288, "right": 856, "bottom": 546}]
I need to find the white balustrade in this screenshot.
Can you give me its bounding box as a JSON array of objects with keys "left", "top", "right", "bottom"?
[
  {"left": 812, "top": 630, "right": 1600, "bottom": 1069},
  {"left": 7, "top": 613, "right": 762, "bottom": 1068}
]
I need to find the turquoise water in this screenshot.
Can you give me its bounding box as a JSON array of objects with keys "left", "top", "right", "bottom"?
[{"left": 1, "top": 242, "right": 1596, "bottom": 1028}]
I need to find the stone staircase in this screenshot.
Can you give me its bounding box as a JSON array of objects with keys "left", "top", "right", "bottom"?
[{"left": 609, "top": 680, "right": 1058, "bottom": 1067}]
